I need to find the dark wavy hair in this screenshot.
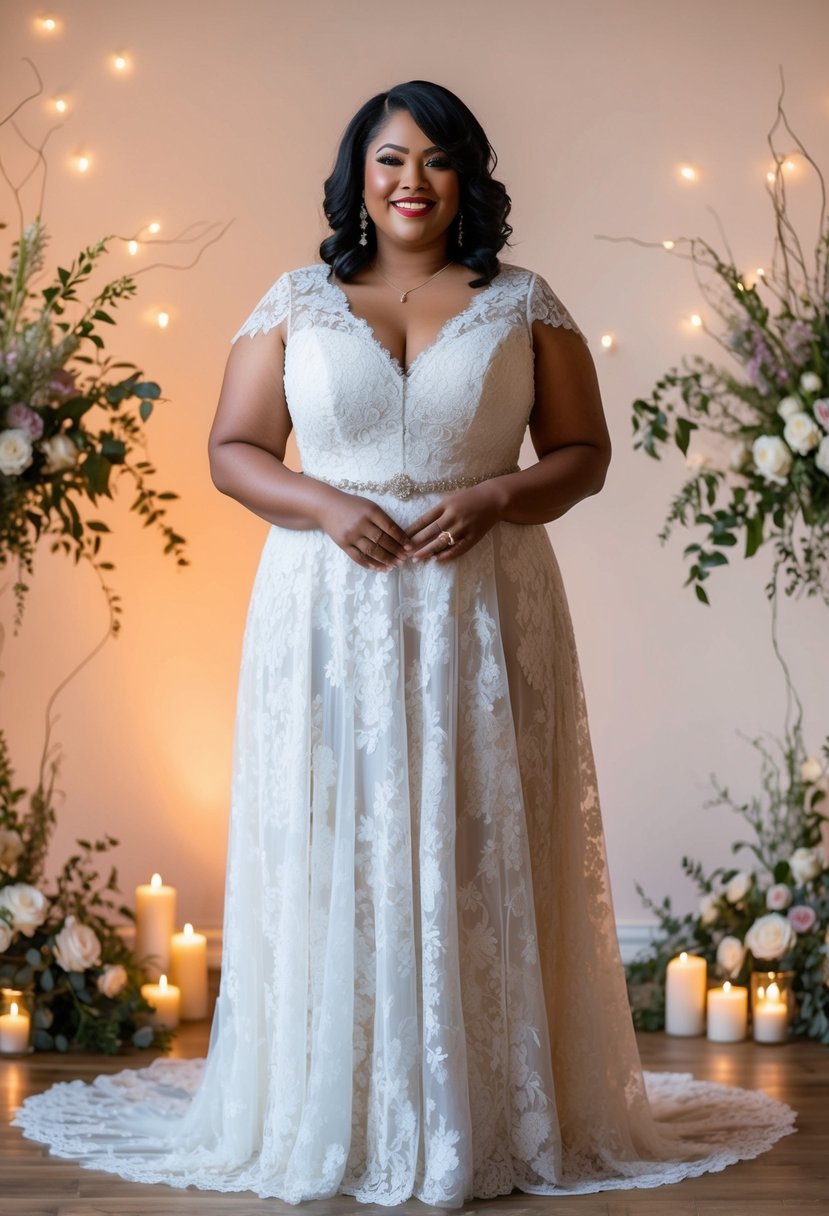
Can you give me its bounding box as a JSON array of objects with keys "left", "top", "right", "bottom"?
[{"left": 319, "top": 80, "right": 513, "bottom": 288}]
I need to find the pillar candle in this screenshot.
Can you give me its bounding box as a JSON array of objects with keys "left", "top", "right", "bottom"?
[
  {"left": 0, "top": 1001, "right": 30, "bottom": 1053},
  {"left": 752, "top": 981, "right": 789, "bottom": 1044},
  {"left": 140, "top": 973, "right": 181, "bottom": 1029},
  {"left": 706, "top": 981, "right": 748, "bottom": 1041},
  {"left": 665, "top": 951, "right": 707, "bottom": 1036},
  {"left": 134, "top": 872, "right": 176, "bottom": 980},
  {"left": 170, "top": 922, "right": 208, "bottom": 1019}
]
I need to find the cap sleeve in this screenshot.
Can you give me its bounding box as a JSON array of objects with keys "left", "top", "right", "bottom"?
[
  {"left": 230, "top": 270, "right": 292, "bottom": 344},
  {"left": 526, "top": 271, "right": 589, "bottom": 346}
]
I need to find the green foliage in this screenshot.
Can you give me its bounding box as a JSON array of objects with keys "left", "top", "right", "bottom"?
[{"left": 0, "top": 217, "right": 189, "bottom": 635}]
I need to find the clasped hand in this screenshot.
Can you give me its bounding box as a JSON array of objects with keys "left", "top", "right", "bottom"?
[{"left": 320, "top": 483, "right": 505, "bottom": 572}]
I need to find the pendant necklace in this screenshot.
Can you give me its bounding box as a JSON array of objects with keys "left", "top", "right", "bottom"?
[{"left": 373, "top": 260, "right": 455, "bottom": 302}]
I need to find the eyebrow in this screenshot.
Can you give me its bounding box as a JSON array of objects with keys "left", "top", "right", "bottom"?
[{"left": 375, "top": 143, "right": 443, "bottom": 154}]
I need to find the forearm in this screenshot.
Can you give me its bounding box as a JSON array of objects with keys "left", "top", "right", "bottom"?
[
  {"left": 209, "top": 440, "right": 339, "bottom": 531},
  {"left": 489, "top": 443, "right": 610, "bottom": 525}
]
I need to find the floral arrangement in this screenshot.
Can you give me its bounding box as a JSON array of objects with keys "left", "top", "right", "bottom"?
[
  {"left": 625, "top": 712, "right": 829, "bottom": 1044},
  {"left": 0, "top": 729, "right": 175, "bottom": 1053},
  {"left": 0, "top": 214, "right": 188, "bottom": 633},
  {"left": 617, "top": 89, "right": 829, "bottom": 605}
]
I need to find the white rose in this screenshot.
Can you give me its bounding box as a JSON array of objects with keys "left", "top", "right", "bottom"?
[
  {"left": 789, "top": 847, "right": 823, "bottom": 885},
  {"left": 0, "top": 828, "right": 24, "bottom": 871},
  {"left": 745, "top": 912, "right": 797, "bottom": 960},
  {"left": 716, "top": 934, "right": 746, "bottom": 978},
  {"left": 801, "top": 756, "right": 826, "bottom": 784},
  {"left": 40, "top": 432, "right": 79, "bottom": 473},
  {"left": 96, "top": 962, "right": 128, "bottom": 998},
  {"left": 776, "top": 395, "right": 802, "bottom": 421},
  {"left": 0, "top": 882, "right": 48, "bottom": 937},
  {"left": 783, "top": 411, "right": 821, "bottom": 455},
  {"left": 729, "top": 440, "right": 751, "bottom": 471},
  {"left": 725, "top": 871, "right": 752, "bottom": 903},
  {"left": 752, "top": 434, "right": 793, "bottom": 484},
  {"left": 766, "top": 882, "right": 793, "bottom": 911},
  {"left": 699, "top": 892, "right": 720, "bottom": 925},
  {"left": 0, "top": 428, "right": 34, "bottom": 476},
  {"left": 53, "top": 913, "right": 102, "bottom": 972},
  {"left": 0, "top": 918, "right": 12, "bottom": 951},
  {"left": 800, "top": 371, "right": 822, "bottom": 393},
  {"left": 816, "top": 435, "right": 829, "bottom": 478}
]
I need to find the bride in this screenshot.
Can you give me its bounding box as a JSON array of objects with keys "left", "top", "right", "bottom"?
[{"left": 12, "top": 77, "right": 797, "bottom": 1207}]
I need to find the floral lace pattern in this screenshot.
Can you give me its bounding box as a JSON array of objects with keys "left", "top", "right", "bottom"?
[{"left": 12, "top": 262, "right": 797, "bottom": 1206}]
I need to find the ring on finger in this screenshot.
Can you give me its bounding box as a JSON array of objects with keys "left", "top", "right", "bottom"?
[{"left": 438, "top": 528, "right": 456, "bottom": 547}]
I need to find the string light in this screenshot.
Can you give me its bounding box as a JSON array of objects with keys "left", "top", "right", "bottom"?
[
  {"left": 662, "top": 239, "right": 675, "bottom": 250},
  {"left": 36, "top": 15, "right": 59, "bottom": 33},
  {"left": 679, "top": 164, "right": 698, "bottom": 182},
  {"left": 689, "top": 313, "right": 702, "bottom": 328},
  {"left": 53, "top": 96, "right": 68, "bottom": 114},
  {"left": 113, "top": 52, "right": 129, "bottom": 72},
  {"left": 148, "top": 222, "right": 160, "bottom": 234},
  {"left": 75, "top": 155, "right": 91, "bottom": 174},
  {"left": 600, "top": 333, "right": 616, "bottom": 352},
  {"left": 157, "top": 311, "right": 170, "bottom": 330},
  {"left": 128, "top": 240, "right": 139, "bottom": 256}
]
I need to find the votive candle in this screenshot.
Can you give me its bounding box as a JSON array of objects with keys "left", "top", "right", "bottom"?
[{"left": 706, "top": 981, "right": 748, "bottom": 1042}]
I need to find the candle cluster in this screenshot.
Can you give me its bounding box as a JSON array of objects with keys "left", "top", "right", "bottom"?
[
  {"left": 665, "top": 952, "right": 791, "bottom": 1045},
  {"left": 135, "top": 873, "right": 208, "bottom": 1029}
]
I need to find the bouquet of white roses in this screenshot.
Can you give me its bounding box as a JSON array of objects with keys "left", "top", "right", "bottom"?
[
  {"left": 0, "top": 729, "right": 174, "bottom": 1053},
  {"left": 625, "top": 720, "right": 829, "bottom": 1043}
]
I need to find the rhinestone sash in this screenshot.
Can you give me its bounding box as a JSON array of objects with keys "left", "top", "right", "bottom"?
[{"left": 305, "top": 466, "right": 520, "bottom": 501}]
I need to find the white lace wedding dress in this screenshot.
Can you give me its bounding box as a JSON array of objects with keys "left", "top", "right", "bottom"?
[{"left": 12, "top": 261, "right": 797, "bottom": 1206}]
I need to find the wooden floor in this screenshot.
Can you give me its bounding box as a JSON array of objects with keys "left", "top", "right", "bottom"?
[{"left": 1, "top": 969, "right": 827, "bottom": 1216}]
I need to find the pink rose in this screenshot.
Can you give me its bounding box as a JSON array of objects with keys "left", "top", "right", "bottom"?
[
  {"left": 766, "top": 883, "right": 793, "bottom": 911},
  {"left": 787, "top": 904, "right": 817, "bottom": 934},
  {"left": 6, "top": 403, "right": 44, "bottom": 440}
]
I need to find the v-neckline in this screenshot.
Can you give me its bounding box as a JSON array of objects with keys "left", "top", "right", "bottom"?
[{"left": 324, "top": 265, "right": 502, "bottom": 380}]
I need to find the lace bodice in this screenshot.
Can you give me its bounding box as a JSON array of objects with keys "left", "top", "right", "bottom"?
[{"left": 230, "top": 262, "right": 588, "bottom": 487}]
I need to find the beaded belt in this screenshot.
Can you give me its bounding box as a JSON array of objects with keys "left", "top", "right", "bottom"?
[{"left": 307, "top": 465, "right": 520, "bottom": 501}]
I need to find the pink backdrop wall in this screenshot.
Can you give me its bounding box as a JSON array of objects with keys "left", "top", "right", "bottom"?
[{"left": 1, "top": 0, "right": 827, "bottom": 942}]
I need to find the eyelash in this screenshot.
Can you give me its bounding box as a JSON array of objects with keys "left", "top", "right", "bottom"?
[{"left": 376, "top": 154, "right": 452, "bottom": 169}]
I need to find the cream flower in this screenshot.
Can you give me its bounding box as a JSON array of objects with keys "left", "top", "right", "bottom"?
[
  {"left": 725, "top": 871, "right": 752, "bottom": 903},
  {"left": 699, "top": 892, "right": 720, "bottom": 925},
  {"left": 801, "top": 756, "right": 826, "bottom": 784},
  {"left": 96, "top": 962, "right": 128, "bottom": 998},
  {"left": 0, "top": 428, "right": 34, "bottom": 476},
  {"left": 816, "top": 435, "right": 829, "bottom": 478},
  {"left": 745, "top": 912, "right": 797, "bottom": 961},
  {"left": 0, "top": 828, "right": 24, "bottom": 871},
  {"left": 0, "top": 918, "right": 12, "bottom": 951},
  {"left": 53, "top": 914, "right": 102, "bottom": 972},
  {"left": 789, "top": 846, "right": 823, "bottom": 885},
  {"left": 728, "top": 440, "right": 751, "bottom": 471},
  {"left": 752, "top": 434, "right": 793, "bottom": 484},
  {"left": 800, "top": 371, "right": 822, "bottom": 393},
  {"left": 716, "top": 934, "right": 746, "bottom": 978},
  {"left": 0, "top": 882, "right": 48, "bottom": 937},
  {"left": 776, "top": 395, "right": 802, "bottom": 421},
  {"left": 40, "top": 433, "right": 79, "bottom": 473},
  {"left": 783, "top": 411, "right": 821, "bottom": 455}
]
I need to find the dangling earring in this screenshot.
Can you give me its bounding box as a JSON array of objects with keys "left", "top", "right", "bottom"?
[
  {"left": 359, "top": 198, "right": 369, "bottom": 246},
  {"left": 457, "top": 211, "right": 464, "bottom": 247}
]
